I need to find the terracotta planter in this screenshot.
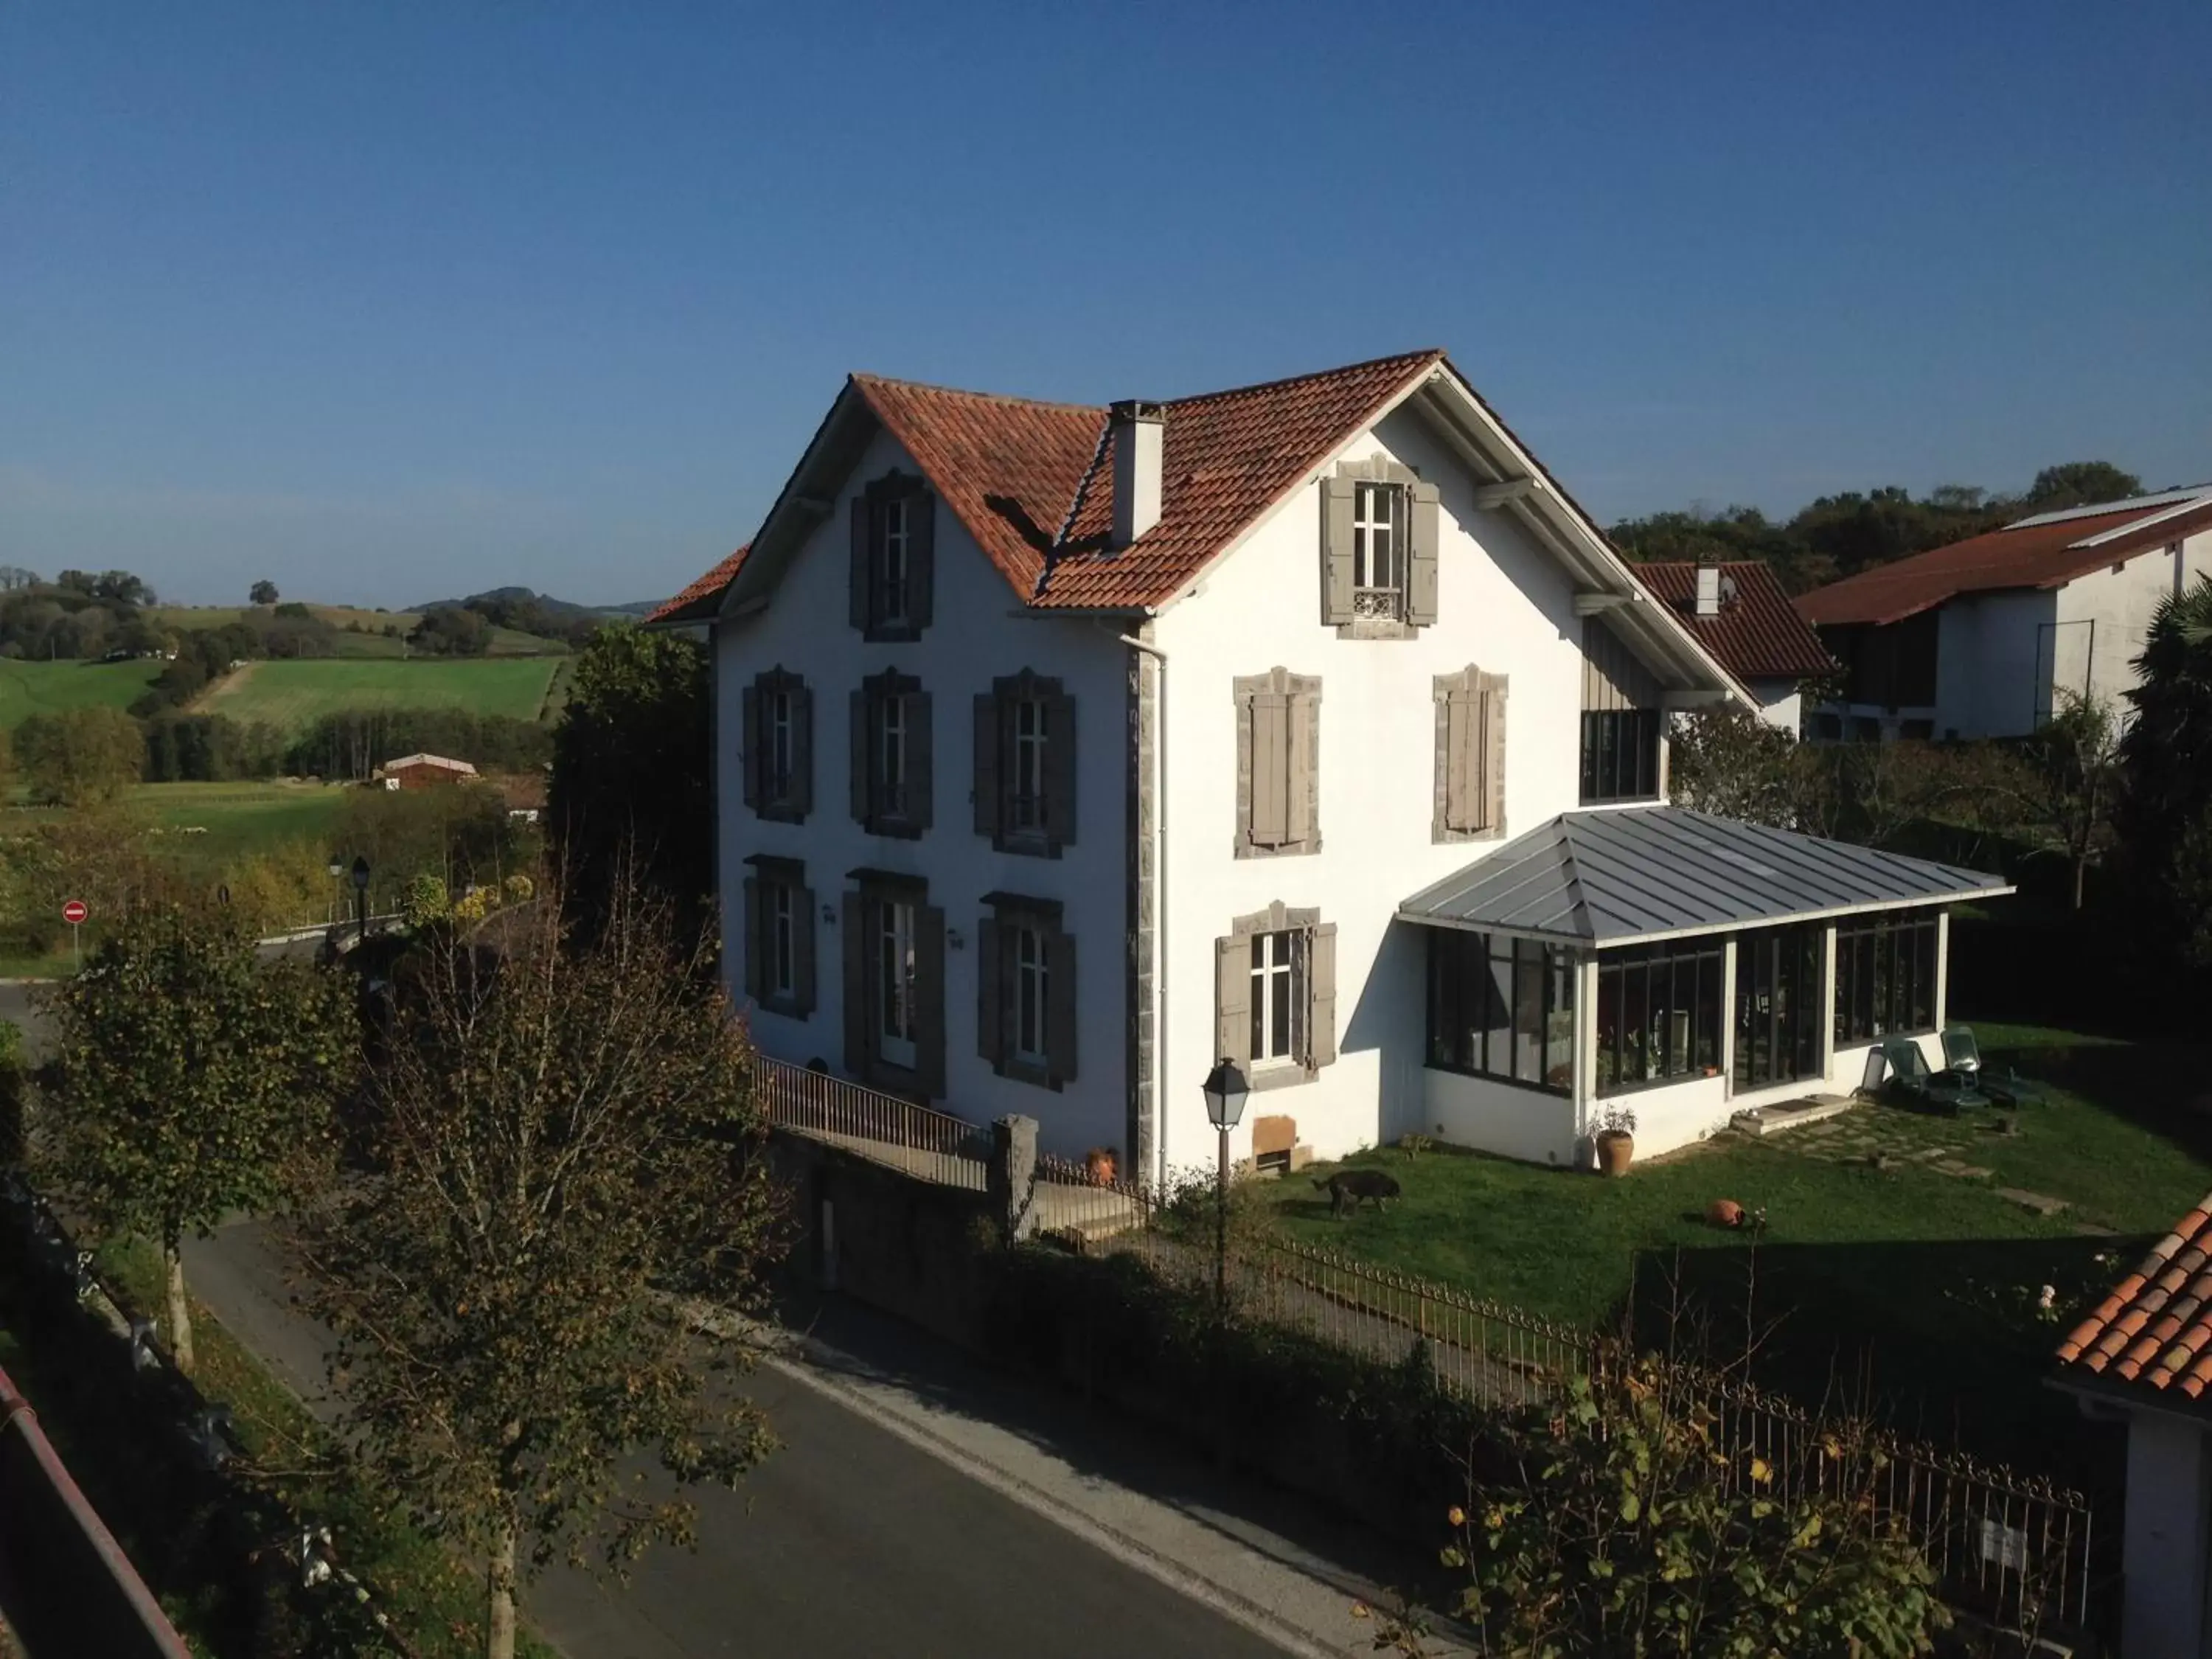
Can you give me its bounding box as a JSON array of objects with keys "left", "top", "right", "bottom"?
[
  {"left": 1085, "top": 1147, "right": 1117, "bottom": 1186},
  {"left": 1595, "top": 1130, "right": 1635, "bottom": 1178}
]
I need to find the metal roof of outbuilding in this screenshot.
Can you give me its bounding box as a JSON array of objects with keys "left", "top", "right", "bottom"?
[{"left": 1397, "top": 807, "right": 2010, "bottom": 947}]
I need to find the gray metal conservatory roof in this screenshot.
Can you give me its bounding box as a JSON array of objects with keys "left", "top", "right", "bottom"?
[{"left": 1398, "top": 807, "right": 2011, "bottom": 947}]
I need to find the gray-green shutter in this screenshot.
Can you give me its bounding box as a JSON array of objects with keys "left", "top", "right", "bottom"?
[
  {"left": 742, "top": 875, "right": 762, "bottom": 1001},
  {"left": 841, "top": 891, "right": 866, "bottom": 1073},
  {"left": 849, "top": 689, "right": 870, "bottom": 825},
  {"left": 849, "top": 495, "right": 872, "bottom": 631},
  {"left": 908, "top": 493, "right": 936, "bottom": 630},
  {"left": 790, "top": 682, "right": 814, "bottom": 818},
  {"left": 915, "top": 902, "right": 946, "bottom": 1098},
  {"left": 1249, "top": 692, "right": 1289, "bottom": 846},
  {"left": 1407, "top": 480, "right": 1441, "bottom": 625},
  {"left": 976, "top": 915, "right": 1003, "bottom": 1066},
  {"left": 908, "top": 688, "right": 933, "bottom": 830},
  {"left": 741, "top": 684, "right": 762, "bottom": 811},
  {"left": 1307, "top": 922, "right": 1338, "bottom": 1068},
  {"left": 794, "top": 881, "right": 817, "bottom": 1014},
  {"left": 1445, "top": 686, "right": 1483, "bottom": 832},
  {"left": 1043, "top": 689, "right": 1077, "bottom": 848},
  {"left": 1483, "top": 679, "right": 1507, "bottom": 835},
  {"left": 972, "top": 691, "right": 1001, "bottom": 838},
  {"left": 1046, "top": 925, "right": 1077, "bottom": 1083},
  {"left": 1214, "top": 933, "right": 1250, "bottom": 1066},
  {"left": 1287, "top": 690, "right": 1316, "bottom": 848},
  {"left": 1321, "top": 476, "right": 1357, "bottom": 625}
]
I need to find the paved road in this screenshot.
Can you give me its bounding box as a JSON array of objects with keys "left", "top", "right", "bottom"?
[{"left": 183, "top": 1222, "right": 1318, "bottom": 1659}]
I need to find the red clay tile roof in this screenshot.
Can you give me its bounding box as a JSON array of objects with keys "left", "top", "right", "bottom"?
[
  {"left": 645, "top": 545, "right": 750, "bottom": 626},
  {"left": 1796, "top": 497, "right": 2212, "bottom": 629},
  {"left": 1632, "top": 562, "right": 1836, "bottom": 681},
  {"left": 2058, "top": 1194, "right": 2212, "bottom": 1402},
  {"left": 661, "top": 350, "right": 1447, "bottom": 621}
]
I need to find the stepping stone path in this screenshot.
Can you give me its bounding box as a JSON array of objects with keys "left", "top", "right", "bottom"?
[
  {"left": 1745, "top": 1103, "right": 2084, "bottom": 1224},
  {"left": 1997, "top": 1186, "right": 2069, "bottom": 1217}
]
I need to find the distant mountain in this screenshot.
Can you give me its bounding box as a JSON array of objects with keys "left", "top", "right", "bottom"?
[{"left": 408, "top": 586, "right": 650, "bottom": 620}]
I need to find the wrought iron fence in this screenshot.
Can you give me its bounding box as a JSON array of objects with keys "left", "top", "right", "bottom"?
[{"left": 753, "top": 1055, "right": 990, "bottom": 1192}]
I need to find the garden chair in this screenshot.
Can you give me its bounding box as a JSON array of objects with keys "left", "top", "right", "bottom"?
[
  {"left": 1879, "top": 1035, "right": 1989, "bottom": 1113},
  {"left": 1939, "top": 1024, "right": 2045, "bottom": 1107}
]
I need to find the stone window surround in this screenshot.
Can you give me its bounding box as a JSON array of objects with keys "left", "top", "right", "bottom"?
[
  {"left": 973, "top": 668, "right": 1077, "bottom": 858},
  {"left": 841, "top": 867, "right": 945, "bottom": 1100},
  {"left": 1322, "top": 456, "right": 1439, "bottom": 640},
  {"left": 745, "top": 666, "right": 811, "bottom": 824},
  {"left": 1432, "top": 663, "right": 1509, "bottom": 844},
  {"left": 740, "top": 853, "right": 814, "bottom": 1018},
  {"left": 1232, "top": 667, "right": 1321, "bottom": 860},
  {"left": 1222, "top": 901, "right": 1328, "bottom": 1093},
  {"left": 977, "top": 891, "right": 1074, "bottom": 1091},
  {"left": 852, "top": 469, "right": 935, "bottom": 644}
]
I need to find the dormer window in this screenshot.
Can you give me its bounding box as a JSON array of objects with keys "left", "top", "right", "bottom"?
[
  {"left": 850, "top": 471, "right": 935, "bottom": 641},
  {"left": 1352, "top": 482, "right": 1405, "bottom": 620}
]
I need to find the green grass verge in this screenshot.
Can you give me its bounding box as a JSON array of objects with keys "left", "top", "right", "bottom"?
[
  {"left": 0, "top": 659, "right": 164, "bottom": 730},
  {"left": 192, "top": 658, "right": 561, "bottom": 731},
  {"left": 130, "top": 781, "right": 350, "bottom": 863}
]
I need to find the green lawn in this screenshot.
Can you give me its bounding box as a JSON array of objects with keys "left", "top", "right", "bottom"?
[
  {"left": 0, "top": 658, "right": 163, "bottom": 729},
  {"left": 194, "top": 658, "right": 561, "bottom": 731}
]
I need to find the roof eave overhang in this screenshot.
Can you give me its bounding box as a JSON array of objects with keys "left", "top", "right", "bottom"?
[
  {"left": 1398, "top": 883, "right": 2013, "bottom": 950},
  {"left": 714, "top": 380, "right": 881, "bottom": 622},
  {"left": 2047, "top": 1368, "right": 2212, "bottom": 1427}
]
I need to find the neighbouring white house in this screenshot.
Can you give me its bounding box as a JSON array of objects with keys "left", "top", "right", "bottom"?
[
  {"left": 652, "top": 349, "right": 2008, "bottom": 1180},
  {"left": 1627, "top": 560, "right": 1834, "bottom": 734},
  {"left": 2055, "top": 1198, "right": 2212, "bottom": 1657},
  {"left": 1797, "top": 487, "right": 2212, "bottom": 742}
]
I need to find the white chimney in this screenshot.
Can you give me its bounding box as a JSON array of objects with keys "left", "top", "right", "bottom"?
[
  {"left": 1110, "top": 400, "right": 1164, "bottom": 549},
  {"left": 1694, "top": 564, "right": 1722, "bottom": 619}
]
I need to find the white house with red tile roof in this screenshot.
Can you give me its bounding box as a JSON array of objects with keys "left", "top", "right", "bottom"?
[
  {"left": 1797, "top": 488, "right": 2212, "bottom": 742},
  {"left": 657, "top": 352, "right": 2007, "bottom": 1178},
  {"left": 1629, "top": 560, "right": 1835, "bottom": 734}
]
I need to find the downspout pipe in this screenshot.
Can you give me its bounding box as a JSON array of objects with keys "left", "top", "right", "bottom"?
[{"left": 1119, "top": 631, "right": 1169, "bottom": 1190}]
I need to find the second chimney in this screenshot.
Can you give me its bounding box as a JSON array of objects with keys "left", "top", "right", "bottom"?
[{"left": 1110, "top": 400, "right": 1164, "bottom": 549}]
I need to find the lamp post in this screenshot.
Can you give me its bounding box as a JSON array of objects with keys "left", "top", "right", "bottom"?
[
  {"left": 1200, "top": 1057, "right": 1250, "bottom": 1315},
  {"left": 326, "top": 859, "right": 343, "bottom": 928},
  {"left": 350, "top": 856, "right": 371, "bottom": 948}
]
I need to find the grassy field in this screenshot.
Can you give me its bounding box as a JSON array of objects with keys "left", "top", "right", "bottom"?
[
  {"left": 153, "top": 605, "right": 568, "bottom": 658},
  {"left": 135, "top": 779, "right": 350, "bottom": 859},
  {"left": 195, "top": 658, "right": 562, "bottom": 730},
  {"left": 0, "top": 658, "right": 163, "bottom": 729}
]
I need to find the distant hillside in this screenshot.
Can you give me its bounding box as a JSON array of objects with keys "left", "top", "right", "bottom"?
[{"left": 408, "top": 586, "right": 653, "bottom": 620}]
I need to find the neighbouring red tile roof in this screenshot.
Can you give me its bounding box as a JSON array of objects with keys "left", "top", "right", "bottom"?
[
  {"left": 2058, "top": 1194, "right": 2212, "bottom": 1402},
  {"left": 660, "top": 350, "right": 1447, "bottom": 620},
  {"left": 1796, "top": 496, "right": 2212, "bottom": 629},
  {"left": 645, "top": 545, "right": 751, "bottom": 625},
  {"left": 1632, "top": 562, "right": 1835, "bottom": 681}
]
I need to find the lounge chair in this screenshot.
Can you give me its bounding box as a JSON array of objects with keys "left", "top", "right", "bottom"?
[
  {"left": 1879, "top": 1035, "right": 1990, "bottom": 1113},
  {"left": 1940, "top": 1024, "right": 2045, "bottom": 1107}
]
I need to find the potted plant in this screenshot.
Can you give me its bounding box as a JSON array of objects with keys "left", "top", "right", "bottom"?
[
  {"left": 1085, "top": 1146, "right": 1117, "bottom": 1186},
  {"left": 1593, "top": 1105, "right": 1637, "bottom": 1178}
]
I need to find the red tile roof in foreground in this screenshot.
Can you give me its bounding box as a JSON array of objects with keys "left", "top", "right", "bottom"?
[
  {"left": 646, "top": 545, "right": 750, "bottom": 626},
  {"left": 661, "top": 350, "right": 1447, "bottom": 620},
  {"left": 2058, "top": 1194, "right": 2212, "bottom": 1402},
  {"left": 1795, "top": 496, "right": 2212, "bottom": 629},
  {"left": 1632, "top": 562, "right": 1835, "bottom": 681}
]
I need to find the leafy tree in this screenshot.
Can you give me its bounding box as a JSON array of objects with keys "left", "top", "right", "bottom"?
[
  {"left": 249, "top": 578, "right": 279, "bottom": 605},
  {"left": 549, "top": 624, "right": 712, "bottom": 950},
  {"left": 2023, "top": 462, "right": 2143, "bottom": 512},
  {"left": 289, "top": 879, "right": 779, "bottom": 1659},
  {"left": 36, "top": 912, "right": 355, "bottom": 1372},
  {"left": 2015, "top": 692, "right": 2121, "bottom": 911},
  {"left": 2116, "top": 575, "right": 2212, "bottom": 1007},
  {"left": 1666, "top": 707, "right": 1818, "bottom": 828},
  {"left": 15, "top": 705, "right": 146, "bottom": 806},
  {"left": 0, "top": 565, "right": 40, "bottom": 591},
  {"left": 407, "top": 603, "right": 492, "bottom": 656}
]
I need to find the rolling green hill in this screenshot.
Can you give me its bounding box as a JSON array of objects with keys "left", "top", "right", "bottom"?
[
  {"left": 192, "top": 658, "right": 562, "bottom": 731},
  {"left": 150, "top": 604, "right": 563, "bottom": 658},
  {"left": 0, "top": 658, "right": 164, "bottom": 731}
]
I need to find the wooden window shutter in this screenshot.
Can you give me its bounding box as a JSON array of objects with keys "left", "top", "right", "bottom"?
[
  {"left": 975, "top": 916, "right": 1003, "bottom": 1065},
  {"left": 914, "top": 903, "right": 947, "bottom": 1098},
  {"left": 849, "top": 689, "right": 870, "bottom": 825},
  {"left": 1214, "top": 933, "right": 1250, "bottom": 1066},
  {"left": 1287, "top": 689, "right": 1317, "bottom": 848},
  {"left": 1406, "top": 480, "right": 1441, "bottom": 625},
  {"left": 790, "top": 683, "right": 814, "bottom": 818},
  {"left": 849, "top": 495, "right": 872, "bottom": 631},
  {"left": 1445, "top": 686, "right": 1484, "bottom": 832},
  {"left": 1306, "top": 922, "right": 1338, "bottom": 1069},
  {"left": 1483, "top": 679, "right": 1507, "bottom": 835},
  {"left": 1046, "top": 925, "right": 1078, "bottom": 1083},
  {"left": 794, "top": 881, "right": 818, "bottom": 1014},
  {"left": 1249, "top": 693, "right": 1290, "bottom": 846},
  {"left": 972, "top": 692, "right": 1001, "bottom": 838},
  {"left": 1320, "top": 475, "right": 1357, "bottom": 625},
  {"left": 841, "top": 892, "right": 867, "bottom": 1073},
  {"left": 907, "top": 688, "right": 933, "bottom": 830},
  {"left": 741, "top": 684, "right": 762, "bottom": 812},
  {"left": 908, "top": 493, "right": 936, "bottom": 630},
  {"left": 741, "top": 875, "right": 763, "bottom": 1001},
  {"left": 1043, "top": 689, "right": 1077, "bottom": 847}
]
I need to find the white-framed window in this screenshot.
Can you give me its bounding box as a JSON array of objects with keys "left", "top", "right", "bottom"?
[
  {"left": 1011, "top": 696, "right": 1046, "bottom": 833},
  {"left": 766, "top": 689, "right": 794, "bottom": 798},
  {"left": 1250, "top": 928, "right": 1299, "bottom": 1064},
  {"left": 1352, "top": 481, "right": 1404, "bottom": 618},
  {"left": 878, "top": 898, "right": 917, "bottom": 1068},
  {"left": 767, "top": 882, "right": 796, "bottom": 999},
  {"left": 878, "top": 497, "right": 910, "bottom": 625},
  {"left": 880, "top": 695, "right": 907, "bottom": 815},
  {"left": 1012, "top": 924, "right": 1048, "bottom": 1067}
]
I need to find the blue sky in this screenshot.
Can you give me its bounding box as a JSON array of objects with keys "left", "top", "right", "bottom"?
[{"left": 4, "top": 2, "right": 2208, "bottom": 609}]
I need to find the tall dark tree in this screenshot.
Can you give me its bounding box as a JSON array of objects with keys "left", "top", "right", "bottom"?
[
  {"left": 2022, "top": 462, "right": 2143, "bottom": 512},
  {"left": 2116, "top": 575, "right": 2212, "bottom": 1004},
  {"left": 549, "top": 623, "right": 712, "bottom": 950},
  {"left": 249, "top": 578, "right": 279, "bottom": 605}
]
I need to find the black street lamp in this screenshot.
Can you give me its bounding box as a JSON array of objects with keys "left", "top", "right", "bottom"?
[
  {"left": 326, "top": 858, "right": 343, "bottom": 928},
  {"left": 1201, "top": 1057, "right": 1250, "bottom": 1313},
  {"left": 350, "top": 856, "right": 371, "bottom": 947}
]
